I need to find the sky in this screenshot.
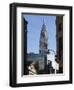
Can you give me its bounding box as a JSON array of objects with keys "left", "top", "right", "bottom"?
[{"left": 23, "top": 14, "right": 56, "bottom": 54}]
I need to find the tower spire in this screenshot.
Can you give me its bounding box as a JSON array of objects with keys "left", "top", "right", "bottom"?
[
  {"left": 43, "top": 18, "right": 45, "bottom": 24},
  {"left": 39, "top": 20, "right": 48, "bottom": 55}
]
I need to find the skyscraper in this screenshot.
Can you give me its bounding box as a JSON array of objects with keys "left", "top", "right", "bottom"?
[{"left": 39, "top": 21, "right": 48, "bottom": 55}]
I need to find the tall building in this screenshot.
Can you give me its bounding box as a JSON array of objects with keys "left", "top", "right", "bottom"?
[
  {"left": 39, "top": 21, "right": 49, "bottom": 73},
  {"left": 26, "top": 22, "right": 49, "bottom": 74},
  {"left": 39, "top": 22, "right": 48, "bottom": 55},
  {"left": 56, "top": 16, "right": 63, "bottom": 73},
  {"left": 22, "top": 17, "right": 28, "bottom": 75}
]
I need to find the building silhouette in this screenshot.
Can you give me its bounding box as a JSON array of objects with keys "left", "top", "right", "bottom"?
[
  {"left": 22, "top": 16, "right": 28, "bottom": 75},
  {"left": 56, "top": 16, "right": 63, "bottom": 73}
]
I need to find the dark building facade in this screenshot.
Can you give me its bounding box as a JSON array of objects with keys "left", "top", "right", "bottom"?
[
  {"left": 56, "top": 16, "right": 63, "bottom": 73},
  {"left": 22, "top": 16, "right": 28, "bottom": 75}
]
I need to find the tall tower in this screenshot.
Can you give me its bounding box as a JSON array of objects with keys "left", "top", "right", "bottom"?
[
  {"left": 39, "top": 21, "right": 48, "bottom": 55},
  {"left": 56, "top": 16, "right": 63, "bottom": 73},
  {"left": 22, "top": 17, "right": 28, "bottom": 75}
]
